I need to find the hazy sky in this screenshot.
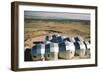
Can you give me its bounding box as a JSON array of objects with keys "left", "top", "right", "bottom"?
[{"left": 24, "top": 11, "right": 90, "bottom": 20}]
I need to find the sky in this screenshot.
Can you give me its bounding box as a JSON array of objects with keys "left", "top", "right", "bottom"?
[{"left": 24, "top": 11, "right": 90, "bottom": 20}]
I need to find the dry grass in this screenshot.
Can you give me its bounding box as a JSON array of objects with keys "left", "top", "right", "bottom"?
[{"left": 24, "top": 20, "right": 90, "bottom": 48}]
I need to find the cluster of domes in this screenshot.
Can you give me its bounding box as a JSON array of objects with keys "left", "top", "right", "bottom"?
[{"left": 25, "top": 34, "right": 90, "bottom": 61}]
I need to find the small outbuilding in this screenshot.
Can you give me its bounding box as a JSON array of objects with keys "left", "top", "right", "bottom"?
[
  {"left": 31, "top": 44, "right": 45, "bottom": 61},
  {"left": 45, "top": 42, "right": 59, "bottom": 60},
  {"left": 24, "top": 48, "right": 33, "bottom": 61},
  {"left": 84, "top": 41, "right": 90, "bottom": 56},
  {"left": 74, "top": 41, "right": 86, "bottom": 57},
  {"left": 58, "top": 41, "right": 75, "bottom": 59}
]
